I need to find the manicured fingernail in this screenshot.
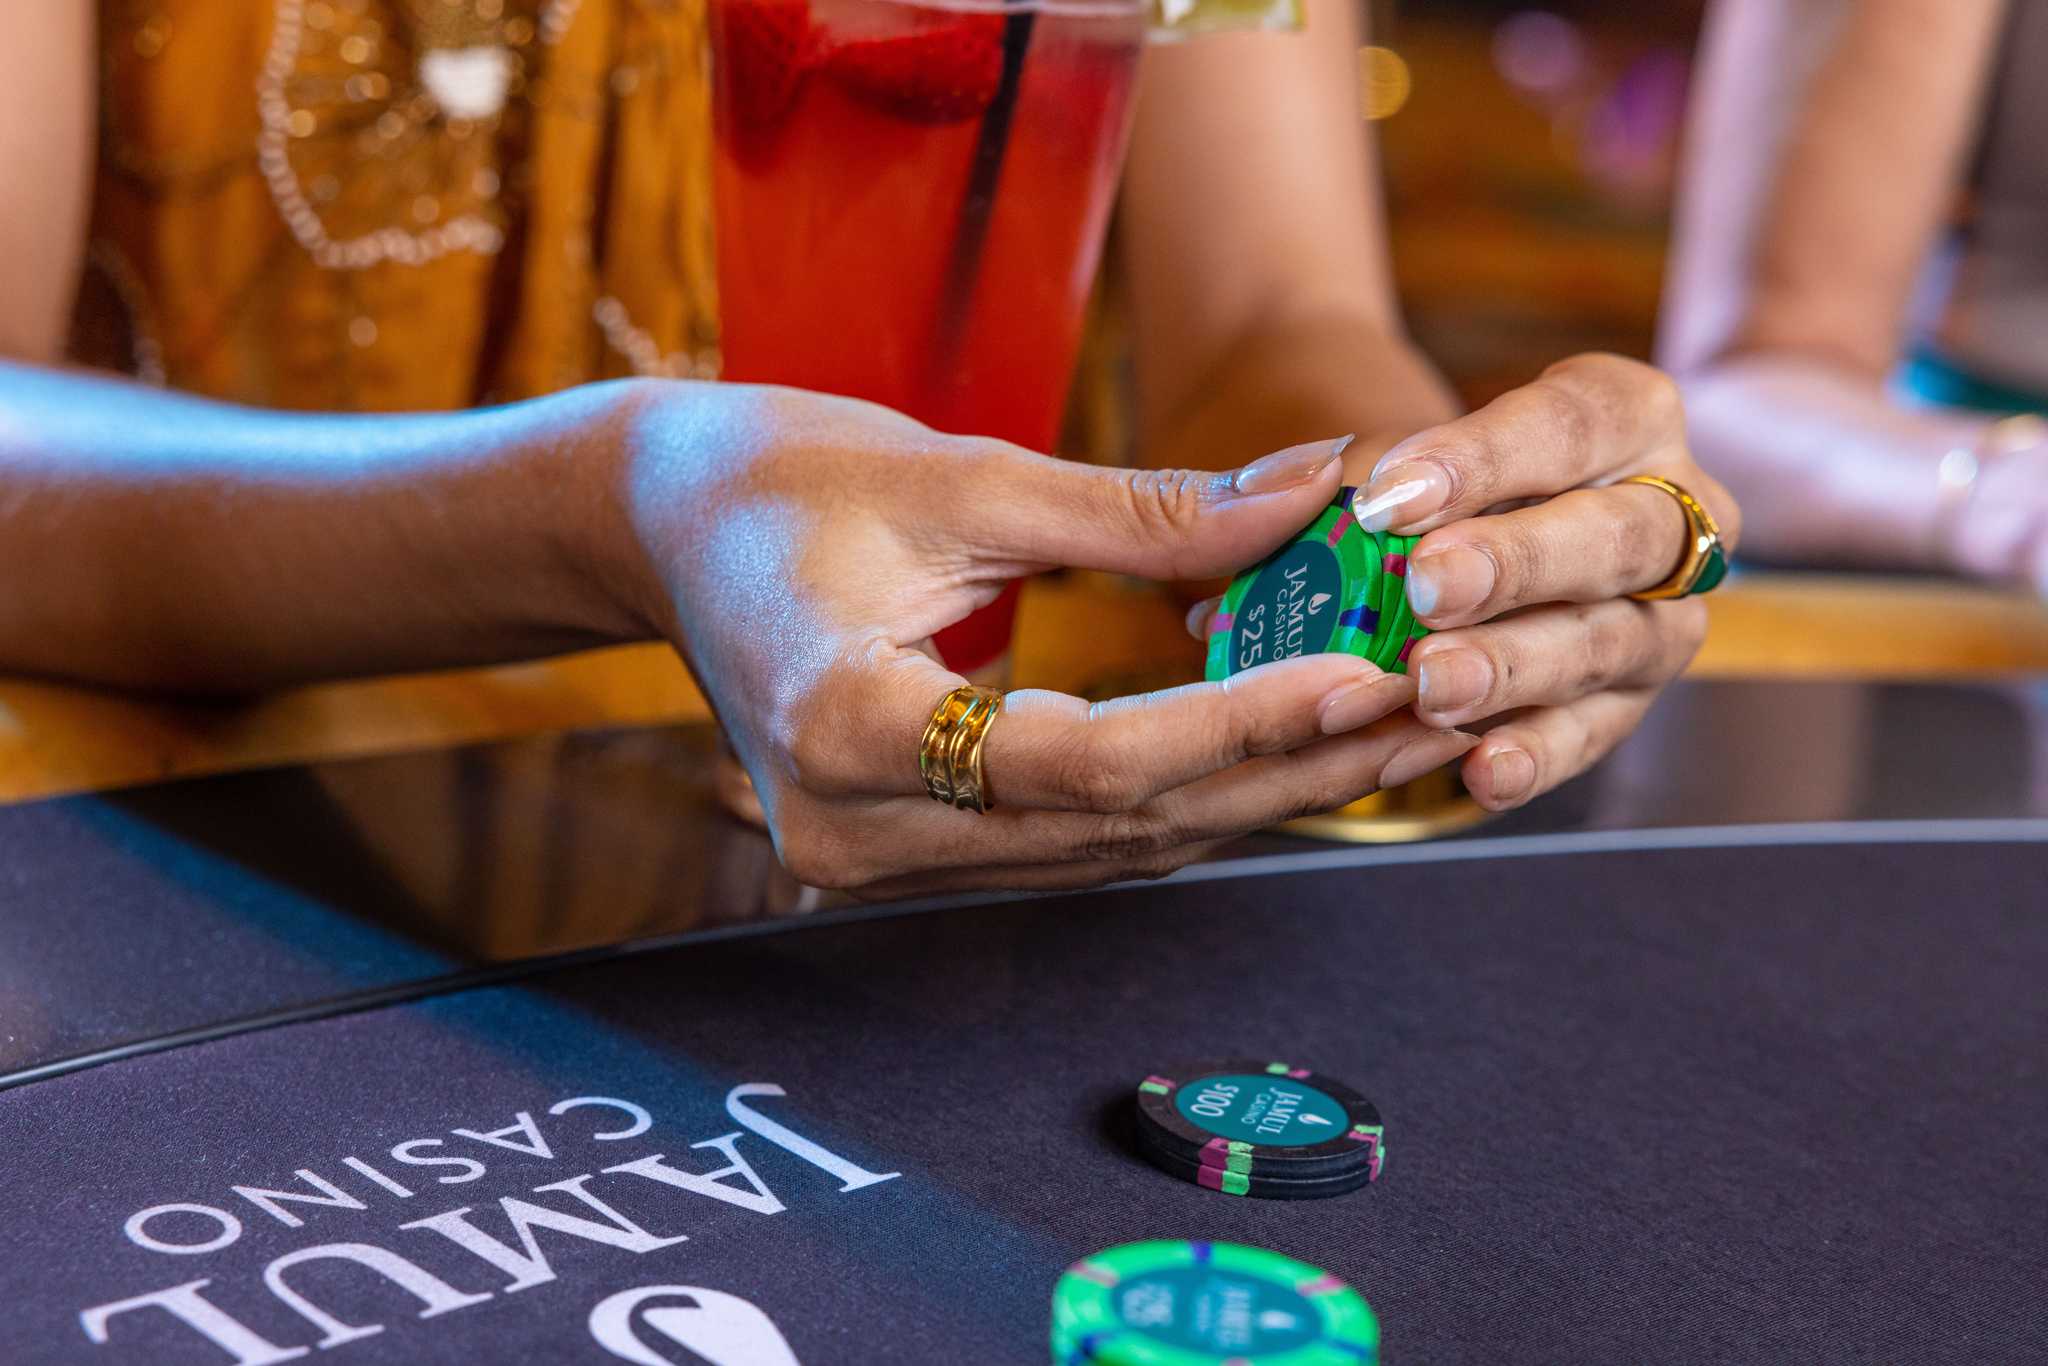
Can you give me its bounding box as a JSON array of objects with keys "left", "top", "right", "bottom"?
[
  {"left": 1185, "top": 596, "right": 1221, "bottom": 640},
  {"left": 1407, "top": 544, "right": 1495, "bottom": 621},
  {"left": 1488, "top": 747, "right": 1537, "bottom": 804},
  {"left": 1369, "top": 431, "right": 1428, "bottom": 480},
  {"left": 1355, "top": 459, "right": 1451, "bottom": 531},
  {"left": 1416, "top": 648, "right": 1493, "bottom": 714},
  {"left": 1316, "top": 671, "right": 1413, "bottom": 734},
  {"left": 1380, "top": 729, "right": 1480, "bottom": 789},
  {"left": 1230, "top": 435, "right": 1354, "bottom": 496}
]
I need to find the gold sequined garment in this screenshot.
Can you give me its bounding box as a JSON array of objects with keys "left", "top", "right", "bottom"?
[{"left": 73, "top": 0, "right": 721, "bottom": 411}]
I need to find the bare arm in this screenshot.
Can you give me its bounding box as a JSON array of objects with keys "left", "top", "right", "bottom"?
[
  {"left": 0, "top": 0, "right": 93, "bottom": 362},
  {"left": 1118, "top": 0, "right": 1458, "bottom": 472},
  {"left": 0, "top": 366, "right": 655, "bottom": 690},
  {"left": 1659, "top": 0, "right": 2007, "bottom": 569},
  {"left": 0, "top": 10, "right": 632, "bottom": 691}
]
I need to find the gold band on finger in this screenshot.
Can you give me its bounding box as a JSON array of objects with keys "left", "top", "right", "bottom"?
[
  {"left": 917, "top": 685, "right": 978, "bottom": 805},
  {"left": 1621, "top": 474, "right": 1729, "bottom": 600},
  {"left": 918, "top": 684, "right": 1005, "bottom": 813}
]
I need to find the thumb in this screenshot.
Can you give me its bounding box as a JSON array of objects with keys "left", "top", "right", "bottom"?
[{"left": 968, "top": 435, "right": 1353, "bottom": 582}]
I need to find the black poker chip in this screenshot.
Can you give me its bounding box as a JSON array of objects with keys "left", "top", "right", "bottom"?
[
  {"left": 1134, "top": 1059, "right": 1385, "bottom": 1180},
  {"left": 1133, "top": 1127, "right": 1382, "bottom": 1200}
]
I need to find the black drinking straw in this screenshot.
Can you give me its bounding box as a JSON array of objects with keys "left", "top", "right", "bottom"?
[{"left": 926, "top": 0, "right": 1037, "bottom": 384}]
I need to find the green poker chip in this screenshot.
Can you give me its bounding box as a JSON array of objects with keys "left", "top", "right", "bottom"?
[
  {"left": 1371, "top": 534, "right": 1420, "bottom": 673},
  {"left": 1391, "top": 534, "right": 1432, "bottom": 674},
  {"left": 1205, "top": 488, "right": 1380, "bottom": 683},
  {"left": 1205, "top": 490, "right": 1437, "bottom": 679},
  {"left": 1366, "top": 531, "right": 1405, "bottom": 672},
  {"left": 1050, "top": 1240, "right": 1379, "bottom": 1365}
]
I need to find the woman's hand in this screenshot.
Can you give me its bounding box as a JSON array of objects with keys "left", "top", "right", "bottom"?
[
  {"left": 1196, "top": 354, "right": 1740, "bottom": 813},
  {"left": 611, "top": 381, "right": 1476, "bottom": 896},
  {"left": 1349, "top": 354, "right": 1739, "bottom": 810}
]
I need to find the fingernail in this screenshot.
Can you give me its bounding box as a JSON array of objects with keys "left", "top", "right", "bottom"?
[
  {"left": 1380, "top": 729, "right": 1480, "bottom": 789},
  {"left": 1369, "top": 431, "right": 1428, "bottom": 480},
  {"left": 1488, "top": 747, "right": 1537, "bottom": 805},
  {"left": 1416, "top": 648, "right": 1493, "bottom": 715},
  {"left": 1355, "top": 459, "right": 1451, "bottom": 531},
  {"left": 1316, "top": 670, "right": 1413, "bottom": 735},
  {"left": 1229, "top": 435, "right": 1354, "bottom": 496},
  {"left": 1407, "top": 544, "right": 1496, "bottom": 621},
  {"left": 1184, "top": 596, "right": 1220, "bottom": 640}
]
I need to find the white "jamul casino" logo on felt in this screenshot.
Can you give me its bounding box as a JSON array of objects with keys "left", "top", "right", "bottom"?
[
  {"left": 589, "top": 1285, "right": 801, "bottom": 1365},
  {"left": 75, "top": 1085, "right": 888, "bottom": 1362}
]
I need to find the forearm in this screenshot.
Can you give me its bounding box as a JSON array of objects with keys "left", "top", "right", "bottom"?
[
  {"left": 1142, "top": 312, "right": 1459, "bottom": 474},
  {"left": 1678, "top": 352, "right": 1987, "bottom": 568},
  {"left": 0, "top": 364, "right": 653, "bottom": 692}
]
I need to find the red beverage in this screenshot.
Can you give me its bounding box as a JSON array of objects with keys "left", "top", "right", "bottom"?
[{"left": 709, "top": 0, "right": 1146, "bottom": 670}]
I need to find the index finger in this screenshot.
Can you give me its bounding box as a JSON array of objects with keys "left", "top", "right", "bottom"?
[{"left": 1351, "top": 353, "right": 1687, "bottom": 535}]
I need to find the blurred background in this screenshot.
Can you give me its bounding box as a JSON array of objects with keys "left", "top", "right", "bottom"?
[
  {"left": 1072, "top": 0, "right": 1705, "bottom": 456},
  {"left": 1375, "top": 0, "right": 1702, "bottom": 405}
]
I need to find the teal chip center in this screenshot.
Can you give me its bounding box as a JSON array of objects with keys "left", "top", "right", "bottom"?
[
  {"left": 1175, "top": 1072, "right": 1351, "bottom": 1147},
  {"left": 1112, "top": 1267, "right": 1320, "bottom": 1354},
  {"left": 1227, "top": 541, "right": 1343, "bottom": 673}
]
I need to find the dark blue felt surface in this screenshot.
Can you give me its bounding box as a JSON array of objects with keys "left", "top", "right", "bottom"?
[
  {"left": 3, "top": 839, "right": 2045, "bottom": 1363},
  {"left": 0, "top": 794, "right": 458, "bottom": 1070}
]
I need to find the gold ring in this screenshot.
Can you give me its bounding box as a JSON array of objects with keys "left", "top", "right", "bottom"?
[
  {"left": 918, "top": 684, "right": 1005, "bottom": 813},
  {"left": 1621, "top": 474, "right": 1729, "bottom": 600}
]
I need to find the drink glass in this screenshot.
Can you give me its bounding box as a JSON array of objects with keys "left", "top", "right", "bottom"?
[{"left": 708, "top": 0, "right": 1149, "bottom": 674}]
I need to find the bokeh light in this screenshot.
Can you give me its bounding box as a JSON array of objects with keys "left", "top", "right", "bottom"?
[
  {"left": 1359, "top": 45, "right": 1412, "bottom": 121},
  {"left": 1493, "top": 9, "right": 1587, "bottom": 99}
]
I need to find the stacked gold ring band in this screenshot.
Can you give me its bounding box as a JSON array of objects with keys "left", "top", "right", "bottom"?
[
  {"left": 918, "top": 684, "right": 1005, "bottom": 813},
  {"left": 1622, "top": 474, "right": 1729, "bottom": 600}
]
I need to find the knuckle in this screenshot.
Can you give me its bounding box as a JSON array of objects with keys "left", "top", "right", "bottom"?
[
  {"left": 1482, "top": 634, "right": 1522, "bottom": 698},
  {"left": 1286, "top": 766, "right": 1356, "bottom": 823},
  {"left": 1572, "top": 604, "right": 1634, "bottom": 694},
  {"left": 1609, "top": 493, "right": 1663, "bottom": 585},
  {"left": 1228, "top": 697, "right": 1295, "bottom": 761},
  {"left": 1490, "top": 521, "right": 1550, "bottom": 608},
  {"left": 1531, "top": 376, "right": 1598, "bottom": 460},
  {"left": 783, "top": 721, "right": 845, "bottom": 795},
  {"left": 1122, "top": 849, "right": 1192, "bottom": 883},
  {"left": 1541, "top": 351, "right": 1608, "bottom": 383},
  {"left": 776, "top": 668, "right": 868, "bottom": 796},
  {"left": 1640, "top": 367, "right": 1685, "bottom": 432},
  {"left": 1443, "top": 429, "right": 1504, "bottom": 508},
  {"left": 1119, "top": 468, "right": 1209, "bottom": 540},
  {"left": 777, "top": 827, "right": 861, "bottom": 890},
  {"left": 1052, "top": 729, "right": 1143, "bottom": 814},
  {"left": 1555, "top": 706, "right": 1598, "bottom": 771},
  {"left": 1080, "top": 809, "right": 1175, "bottom": 864}
]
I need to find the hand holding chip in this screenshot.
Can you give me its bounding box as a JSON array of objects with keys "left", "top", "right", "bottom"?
[
  {"left": 1245, "top": 353, "right": 1741, "bottom": 811},
  {"left": 614, "top": 382, "right": 1476, "bottom": 895}
]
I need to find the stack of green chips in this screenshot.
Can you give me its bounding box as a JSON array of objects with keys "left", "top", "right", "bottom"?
[
  {"left": 1051, "top": 1239, "right": 1380, "bottom": 1365},
  {"left": 1205, "top": 487, "right": 1428, "bottom": 682}
]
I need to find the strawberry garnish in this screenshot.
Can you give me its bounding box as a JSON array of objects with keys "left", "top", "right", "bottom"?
[
  {"left": 825, "top": 14, "right": 1006, "bottom": 125},
  {"left": 711, "top": 0, "right": 817, "bottom": 153}
]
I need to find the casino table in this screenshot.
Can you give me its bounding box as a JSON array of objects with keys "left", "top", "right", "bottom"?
[{"left": 4, "top": 678, "right": 2047, "bottom": 1363}]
